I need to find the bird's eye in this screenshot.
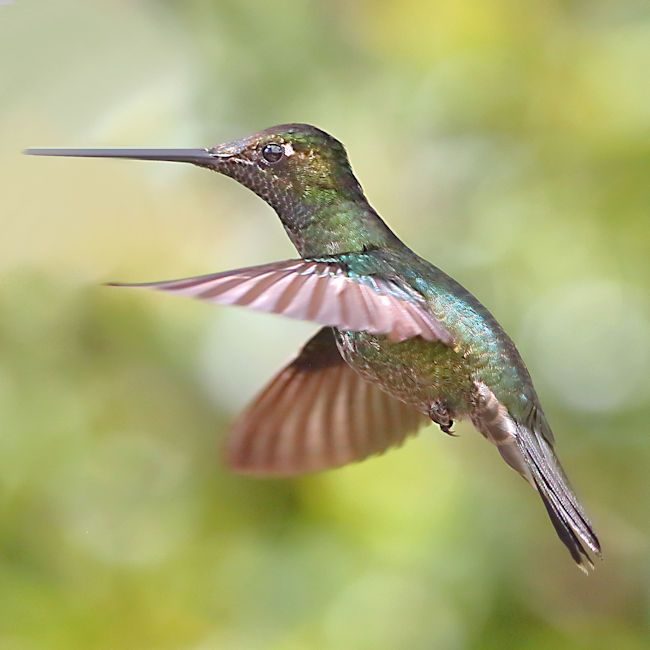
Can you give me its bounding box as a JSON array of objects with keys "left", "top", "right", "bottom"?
[{"left": 261, "top": 143, "right": 284, "bottom": 164}]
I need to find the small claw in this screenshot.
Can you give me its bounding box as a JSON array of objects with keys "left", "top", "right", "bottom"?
[
  {"left": 439, "top": 421, "right": 458, "bottom": 437},
  {"left": 429, "top": 401, "right": 456, "bottom": 435}
]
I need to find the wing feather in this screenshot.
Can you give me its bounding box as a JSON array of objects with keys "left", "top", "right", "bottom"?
[
  {"left": 225, "top": 328, "right": 429, "bottom": 476},
  {"left": 109, "top": 258, "right": 453, "bottom": 345}
]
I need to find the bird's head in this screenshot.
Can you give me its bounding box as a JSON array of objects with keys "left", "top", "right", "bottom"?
[
  {"left": 204, "top": 123, "right": 366, "bottom": 213},
  {"left": 26, "top": 123, "right": 395, "bottom": 256}
]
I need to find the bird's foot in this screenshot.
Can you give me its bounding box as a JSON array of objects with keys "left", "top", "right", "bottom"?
[
  {"left": 439, "top": 421, "right": 456, "bottom": 436},
  {"left": 429, "top": 401, "right": 456, "bottom": 436}
]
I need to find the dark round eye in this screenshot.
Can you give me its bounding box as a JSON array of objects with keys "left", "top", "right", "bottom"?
[{"left": 261, "top": 143, "right": 284, "bottom": 164}]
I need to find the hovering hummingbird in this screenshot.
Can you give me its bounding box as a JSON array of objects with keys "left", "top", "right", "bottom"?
[{"left": 26, "top": 124, "right": 601, "bottom": 570}]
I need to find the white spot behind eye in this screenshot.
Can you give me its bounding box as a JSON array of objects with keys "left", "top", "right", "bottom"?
[{"left": 283, "top": 142, "right": 295, "bottom": 157}]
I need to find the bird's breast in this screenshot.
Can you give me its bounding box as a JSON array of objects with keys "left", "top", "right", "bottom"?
[{"left": 333, "top": 329, "right": 477, "bottom": 417}]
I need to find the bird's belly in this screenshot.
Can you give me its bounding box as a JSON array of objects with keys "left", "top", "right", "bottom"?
[{"left": 334, "top": 330, "right": 476, "bottom": 417}]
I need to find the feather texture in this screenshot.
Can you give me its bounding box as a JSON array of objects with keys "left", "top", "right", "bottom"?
[
  {"left": 515, "top": 419, "right": 601, "bottom": 571},
  {"left": 471, "top": 382, "right": 601, "bottom": 572},
  {"left": 225, "top": 327, "right": 428, "bottom": 475},
  {"left": 108, "top": 258, "right": 453, "bottom": 345}
]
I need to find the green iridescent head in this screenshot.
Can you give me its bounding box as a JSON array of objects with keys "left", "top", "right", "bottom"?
[
  {"left": 206, "top": 123, "right": 366, "bottom": 214},
  {"left": 25, "top": 123, "right": 395, "bottom": 256}
]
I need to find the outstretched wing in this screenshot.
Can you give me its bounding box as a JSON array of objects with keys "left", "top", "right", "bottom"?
[
  {"left": 225, "top": 327, "right": 429, "bottom": 475},
  {"left": 109, "top": 258, "right": 453, "bottom": 344}
]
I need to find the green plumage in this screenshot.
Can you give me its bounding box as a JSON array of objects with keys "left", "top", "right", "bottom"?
[
  {"left": 26, "top": 122, "right": 601, "bottom": 570},
  {"left": 328, "top": 247, "right": 538, "bottom": 425}
]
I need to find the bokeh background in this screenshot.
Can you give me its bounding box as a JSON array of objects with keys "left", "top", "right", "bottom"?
[{"left": 1, "top": 1, "right": 649, "bottom": 648}]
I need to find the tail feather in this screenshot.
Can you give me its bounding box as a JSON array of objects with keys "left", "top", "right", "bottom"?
[
  {"left": 514, "top": 418, "right": 602, "bottom": 571},
  {"left": 473, "top": 382, "right": 601, "bottom": 571},
  {"left": 534, "top": 475, "right": 594, "bottom": 572}
]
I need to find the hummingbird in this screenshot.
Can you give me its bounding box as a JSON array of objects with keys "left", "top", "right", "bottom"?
[{"left": 26, "top": 123, "right": 601, "bottom": 571}]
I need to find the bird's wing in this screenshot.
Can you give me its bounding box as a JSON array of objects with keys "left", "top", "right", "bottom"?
[
  {"left": 224, "top": 327, "right": 429, "bottom": 476},
  {"left": 108, "top": 257, "right": 453, "bottom": 345}
]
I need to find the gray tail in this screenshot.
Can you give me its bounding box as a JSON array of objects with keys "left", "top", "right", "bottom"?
[
  {"left": 473, "top": 383, "right": 601, "bottom": 571},
  {"left": 513, "top": 412, "right": 601, "bottom": 572}
]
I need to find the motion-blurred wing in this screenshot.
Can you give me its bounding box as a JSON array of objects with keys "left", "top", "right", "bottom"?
[
  {"left": 109, "top": 258, "right": 453, "bottom": 344},
  {"left": 225, "top": 327, "right": 428, "bottom": 475}
]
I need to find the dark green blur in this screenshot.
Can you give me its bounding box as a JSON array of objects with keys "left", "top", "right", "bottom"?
[{"left": 1, "top": 1, "right": 648, "bottom": 648}]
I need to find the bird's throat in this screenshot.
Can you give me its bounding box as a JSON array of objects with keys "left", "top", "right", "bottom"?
[{"left": 278, "top": 199, "right": 401, "bottom": 257}]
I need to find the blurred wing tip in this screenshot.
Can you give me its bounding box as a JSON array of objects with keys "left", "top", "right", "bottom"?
[
  {"left": 103, "top": 279, "right": 174, "bottom": 289},
  {"left": 99, "top": 259, "right": 455, "bottom": 347},
  {"left": 225, "top": 460, "right": 288, "bottom": 477},
  {"left": 103, "top": 281, "right": 146, "bottom": 288},
  {"left": 224, "top": 446, "right": 324, "bottom": 478}
]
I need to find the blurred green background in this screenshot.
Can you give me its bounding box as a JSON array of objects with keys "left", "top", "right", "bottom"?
[{"left": 1, "top": 1, "right": 649, "bottom": 648}]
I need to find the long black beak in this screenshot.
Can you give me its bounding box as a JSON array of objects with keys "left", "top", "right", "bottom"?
[{"left": 23, "top": 148, "right": 225, "bottom": 165}]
